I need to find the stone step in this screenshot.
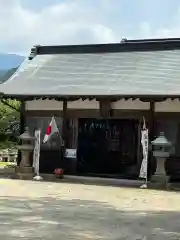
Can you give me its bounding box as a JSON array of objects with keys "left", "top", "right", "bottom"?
[
  {"left": 16, "top": 166, "right": 34, "bottom": 173},
  {"left": 16, "top": 172, "right": 34, "bottom": 180},
  {"left": 62, "top": 175, "right": 144, "bottom": 188},
  {"left": 25, "top": 174, "right": 145, "bottom": 187}
]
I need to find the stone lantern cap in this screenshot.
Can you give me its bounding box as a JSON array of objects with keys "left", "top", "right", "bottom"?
[
  {"left": 18, "top": 127, "right": 36, "bottom": 141},
  {"left": 151, "top": 132, "right": 172, "bottom": 147}
]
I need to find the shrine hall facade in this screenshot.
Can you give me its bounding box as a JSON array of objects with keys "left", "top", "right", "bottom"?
[{"left": 1, "top": 38, "right": 180, "bottom": 179}]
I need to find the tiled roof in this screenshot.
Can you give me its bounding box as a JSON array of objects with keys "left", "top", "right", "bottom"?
[{"left": 1, "top": 47, "right": 180, "bottom": 98}]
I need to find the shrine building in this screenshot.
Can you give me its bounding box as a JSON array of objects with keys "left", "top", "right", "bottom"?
[{"left": 0, "top": 38, "right": 180, "bottom": 180}]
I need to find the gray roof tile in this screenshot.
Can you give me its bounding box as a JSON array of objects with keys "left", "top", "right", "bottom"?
[{"left": 1, "top": 50, "right": 180, "bottom": 96}]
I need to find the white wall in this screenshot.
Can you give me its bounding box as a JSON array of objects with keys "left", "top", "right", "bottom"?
[
  {"left": 25, "top": 98, "right": 180, "bottom": 112},
  {"left": 25, "top": 99, "right": 99, "bottom": 110},
  {"left": 26, "top": 99, "right": 150, "bottom": 111},
  {"left": 26, "top": 99, "right": 63, "bottom": 110},
  {"left": 155, "top": 99, "right": 180, "bottom": 112},
  {"left": 111, "top": 99, "right": 149, "bottom": 110},
  {"left": 67, "top": 99, "right": 99, "bottom": 109}
]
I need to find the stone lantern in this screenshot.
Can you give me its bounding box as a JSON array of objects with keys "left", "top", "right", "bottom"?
[
  {"left": 18, "top": 126, "right": 36, "bottom": 174},
  {"left": 151, "top": 132, "right": 172, "bottom": 187}
]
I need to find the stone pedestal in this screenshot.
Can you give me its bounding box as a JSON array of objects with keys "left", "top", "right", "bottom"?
[
  {"left": 155, "top": 157, "right": 166, "bottom": 175},
  {"left": 17, "top": 166, "right": 34, "bottom": 173},
  {"left": 19, "top": 145, "right": 34, "bottom": 176},
  {"left": 17, "top": 172, "right": 34, "bottom": 180},
  {"left": 19, "top": 145, "right": 33, "bottom": 168},
  {"left": 151, "top": 157, "right": 169, "bottom": 189}
]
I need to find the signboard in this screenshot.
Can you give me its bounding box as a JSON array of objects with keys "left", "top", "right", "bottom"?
[
  {"left": 65, "top": 149, "right": 77, "bottom": 159},
  {"left": 139, "top": 129, "right": 148, "bottom": 179},
  {"left": 33, "top": 129, "right": 41, "bottom": 175}
]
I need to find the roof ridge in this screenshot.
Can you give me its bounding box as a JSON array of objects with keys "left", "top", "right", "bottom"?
[
  {"left": 28, "top": 38, "right": 180, "bottom": 58},
  {"left": 123, "top": 37, "right": 180, "bottom": 43}
]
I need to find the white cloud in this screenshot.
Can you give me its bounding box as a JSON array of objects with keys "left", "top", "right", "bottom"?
[
  {"left": 0, "top": 0, "right": 118, "bottom": 56},
  {"left": 137, "top": 22, "right": 180, "bottom": 39},
  {"left": 136, "top": 7, "right": 180, "bottom": 40},
  {"left": 1, "top": 0, "right": 180, "bottom": 56}
]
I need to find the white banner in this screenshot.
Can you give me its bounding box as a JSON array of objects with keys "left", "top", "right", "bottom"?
[
  {"left": 33, "top": 129, "right": 41, "bottom": 176},
  {"left": 139, "top": 128, "right": 148, "bottom": 179}
]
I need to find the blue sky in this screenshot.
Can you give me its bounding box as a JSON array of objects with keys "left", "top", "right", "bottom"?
[{"left": 0, "top": 0, "right": 180, "bottom": 55}]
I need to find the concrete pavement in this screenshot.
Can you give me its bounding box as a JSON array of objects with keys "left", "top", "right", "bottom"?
[{"left": 0, "top": 179, "right": 180, "bottom": 239}]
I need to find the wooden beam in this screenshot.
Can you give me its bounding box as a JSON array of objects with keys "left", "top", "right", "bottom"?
[
  {"left": 99, "top": 99, "right": 111, "bottom": 118},
  {"left": 4, "top": 94, "right": 180, "bottom": 102}
]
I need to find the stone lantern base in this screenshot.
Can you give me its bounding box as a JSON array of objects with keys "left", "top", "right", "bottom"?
[
  {"left": 17, "top": 172, "right": 35, "bottom": 180},
  {"left": 16, "top": 165, "right": 34, "bottom": 180},
  {"left": 17, "top": 165, "right": 34, "bottom": 174},
  {"left": 150, "top": 157, "right": 170, "bottom": 189}
]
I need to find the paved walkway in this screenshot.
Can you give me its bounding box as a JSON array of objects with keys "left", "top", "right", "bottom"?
[{"left": 1, "top": 179, "right": 180, "bottom": 239}]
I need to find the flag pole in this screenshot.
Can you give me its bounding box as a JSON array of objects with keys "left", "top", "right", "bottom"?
[{"left": 54, "top": 116, "right": 64, "bottom": 147}]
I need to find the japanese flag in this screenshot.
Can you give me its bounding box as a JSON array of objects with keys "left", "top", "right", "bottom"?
[{"left": 43, "top": 117, "right": 59, "bottom": 143}]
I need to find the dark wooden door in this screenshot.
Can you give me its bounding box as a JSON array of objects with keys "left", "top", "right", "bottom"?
[{"left": 77, "top": 119, "right": 138, "bottom": 176}]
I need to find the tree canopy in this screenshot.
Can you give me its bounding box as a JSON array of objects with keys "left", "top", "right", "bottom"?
[{"left": 0, "top": 99, "right": 20, "bottom": 149}]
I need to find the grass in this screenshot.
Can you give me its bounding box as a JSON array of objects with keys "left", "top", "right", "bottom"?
[{"left": 0, "top": 162, "right": 16, "bottom": 168}]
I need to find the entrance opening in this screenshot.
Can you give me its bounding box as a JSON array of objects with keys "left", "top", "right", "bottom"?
[{"left": 77, "top": 118, "right": 139, "bottom": 178}]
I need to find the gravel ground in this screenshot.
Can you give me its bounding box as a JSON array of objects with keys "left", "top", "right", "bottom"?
[{"left": 0, "top": 179, "right": 180, "bottom": 239}]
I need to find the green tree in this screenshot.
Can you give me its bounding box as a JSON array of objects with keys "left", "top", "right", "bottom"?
[{"left": 0, "top": 99, "right": 20, "bottom": 149}]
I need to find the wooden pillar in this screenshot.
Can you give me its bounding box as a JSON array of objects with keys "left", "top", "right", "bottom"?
[
  {"left": 62, "top": 100, "right": 68, "bottom": 145},
  {"left": 137, "top": 119, "right": 142, "bottom": 168},
  {"left": 17, "top": 100, "right": 26, "bottom": 165},
  {"left": 148, "top": 101, "right": 155, "bottom": 178},
  {"left": 99, "top": 99, "right": 111, "bottom": 118},
  {"left": 61, "top": 100, "right": 67, "bottom": 168},
  {"left": 69, "top": 119, "right": 78, "bottom": 148},
  {"left": 149, "top": 102, "right": 155, "bottom": 142}
]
